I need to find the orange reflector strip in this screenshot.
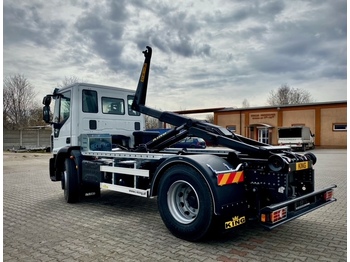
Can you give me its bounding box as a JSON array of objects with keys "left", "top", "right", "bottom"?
[{"left": 217, "top": 171, "right": 244, "bottom": 186}]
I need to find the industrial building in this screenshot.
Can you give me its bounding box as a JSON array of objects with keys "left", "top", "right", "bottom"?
[
  {"left": 214, "top": 101, "right": 347, "bottom": 148},
  {"left": 174, "top": 100, "right": 346, "bottom": 148}
]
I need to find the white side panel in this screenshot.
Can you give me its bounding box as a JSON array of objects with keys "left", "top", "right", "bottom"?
[
  {"left": 100, "top": 166, "right": 149, "bottom": 177},
  {"left": 100, "top": 183, "right": 149, "bottom": 197}
]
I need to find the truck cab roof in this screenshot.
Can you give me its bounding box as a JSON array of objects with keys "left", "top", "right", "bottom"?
[{"left": 53, "top": 82, "right": 135, "bottom": 95}]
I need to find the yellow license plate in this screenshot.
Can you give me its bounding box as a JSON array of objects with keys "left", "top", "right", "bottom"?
[{"left": 296, "top": 161, "right": 309, "bottom": 170}]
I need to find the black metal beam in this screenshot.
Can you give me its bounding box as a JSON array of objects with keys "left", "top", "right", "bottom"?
[{"left": 132, "top": 46, "right": 291, "bottom": 157}]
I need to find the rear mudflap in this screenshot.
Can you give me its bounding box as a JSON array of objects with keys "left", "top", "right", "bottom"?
[
  {"left": 49, "top": 157, "right": 61, "bottom": 181},
  {"left": 213, "top": 210, "right": 248, "bottom": 233}
]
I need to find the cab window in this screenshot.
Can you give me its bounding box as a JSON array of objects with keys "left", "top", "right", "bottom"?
[
  {"left": 53, "top": 90, "right": 71, "bottom": 124},
  {"left": 127, "top": 95, "right": 140, "bottom": 116},
  {"left": 82, "top": 90, "right": 98, "bottom": 113},
  {"left": 102, "top": 97, "right": 125, "bottom": 115}
]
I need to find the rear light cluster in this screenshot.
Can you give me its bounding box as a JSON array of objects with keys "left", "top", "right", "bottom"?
[
  {"left": 261, "top": 207, "right": 288, "bottom": 224},
  {"left": 324, "top": 190, "right": 334, "bottom": 201}
]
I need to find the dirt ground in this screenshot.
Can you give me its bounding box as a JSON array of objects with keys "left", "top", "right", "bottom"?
[{"left": 3, "top": 152, "right": 51, "bottom": 173}]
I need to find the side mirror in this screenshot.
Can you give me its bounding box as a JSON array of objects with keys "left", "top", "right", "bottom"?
[
  {"left": 43, "top": 105, "right": 51, "bottom": 123},
  {"left": 42, "top": 95, "right": 52, "bottom": 106}
]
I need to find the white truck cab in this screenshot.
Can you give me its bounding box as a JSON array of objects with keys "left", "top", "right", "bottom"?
[{"left": 44, "top": 83, "right": 145, "bottom": 153}]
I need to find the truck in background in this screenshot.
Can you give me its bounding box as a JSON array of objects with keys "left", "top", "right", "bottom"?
[
  {"left": 42, "top": 46, "right": 336, "bottom": 241},
  {"left": 278, "top": 126, "right": 315, "bottom": 151}
]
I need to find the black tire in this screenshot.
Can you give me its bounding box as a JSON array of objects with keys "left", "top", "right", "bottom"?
[
  {"left": 157, "top": 165, "right": 214, "bottom": 241},
  {"left": 301, "top": 144, "right": 306, "bottom": 152},
  {"left": 62, "top": 158, "right": 80, "bottom": 203}
]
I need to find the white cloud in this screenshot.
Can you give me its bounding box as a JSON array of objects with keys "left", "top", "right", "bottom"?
[{"left": 3, "top": 0, "right": 347, "bottom": 111}]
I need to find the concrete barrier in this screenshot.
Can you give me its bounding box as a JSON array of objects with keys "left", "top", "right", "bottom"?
[{"left": 3, "top": 127, "right": 51, "bottom": 151}]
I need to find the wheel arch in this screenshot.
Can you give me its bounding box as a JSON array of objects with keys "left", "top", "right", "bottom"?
[
  {"left": 54, "top": 146, "right": 82, "bottom": 177},
  {"left": 151, "top": 154, "right": 239, "bottom": 216}
]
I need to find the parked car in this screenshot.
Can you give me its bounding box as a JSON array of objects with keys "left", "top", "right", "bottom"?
[
  {"left": 278, "top": 126, "right": 315, "bottom": 151},
  {"left": 170, "top": 137, "right": 207, "bottom": 149}
]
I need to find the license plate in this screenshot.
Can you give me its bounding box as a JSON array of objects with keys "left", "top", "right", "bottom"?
[{"left": 296, "top": 161, "right": 309, "bottom": 170}]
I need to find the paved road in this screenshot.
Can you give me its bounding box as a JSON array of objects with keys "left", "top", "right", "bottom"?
[{"left": 3, "top": 149, "right": 347, "bottom": 261}]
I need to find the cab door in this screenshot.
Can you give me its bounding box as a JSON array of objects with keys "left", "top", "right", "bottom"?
[{"left": 52, "top": 90, "right": 72, "bottom": 153}]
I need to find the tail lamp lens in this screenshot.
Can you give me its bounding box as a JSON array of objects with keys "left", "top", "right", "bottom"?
[
  {"left": 270, "top": 207, "right": 288, "bottom": 223},
  {"left": 324, "top": 190, "right": 334, "bottom": 201},
  {"left": 261, "top": 207, "right": 288, "bottom": 224}
]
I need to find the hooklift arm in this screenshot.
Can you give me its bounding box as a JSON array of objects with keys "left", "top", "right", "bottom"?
[{"left": 132, "top": 46, "right": 290, "bottom": 158}]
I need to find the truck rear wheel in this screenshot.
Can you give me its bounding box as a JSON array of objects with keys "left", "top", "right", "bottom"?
[
  {"left": 157, "top": 165, "right": 213, "bottom": 241},
  {"left": 62, "top": 158, "right": 80, "bottom": 203}
]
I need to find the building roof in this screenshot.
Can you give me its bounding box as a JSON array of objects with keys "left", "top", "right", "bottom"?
[
  {"left": 217, "top": 100, "right": 347, "bottom": 112},
  {"left": 172, "top": 101, "right": 347, "bottom": 115}
]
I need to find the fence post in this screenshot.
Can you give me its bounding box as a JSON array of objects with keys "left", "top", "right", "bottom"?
[
  {"left": 20, "top": 129, "right": 23, "bottom": 148},
  {"left": 37, "top": 129, "right": 40, "bottom": 147}
]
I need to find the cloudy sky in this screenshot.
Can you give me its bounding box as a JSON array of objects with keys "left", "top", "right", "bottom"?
[{"left": 3, "top": 0, "right": 347, "bottom": 112}]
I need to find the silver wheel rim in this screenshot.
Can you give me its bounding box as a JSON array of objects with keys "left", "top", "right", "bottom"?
[{"left": 167, "top": 180, "right": 199, "bottom": 224}]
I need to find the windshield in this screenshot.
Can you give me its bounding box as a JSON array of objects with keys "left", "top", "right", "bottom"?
[{"left": 278, "top": 128, "right": 302, "bottom": 138}]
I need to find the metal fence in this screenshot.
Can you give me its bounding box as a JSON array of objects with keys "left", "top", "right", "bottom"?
[{"left": 3, "top": 127, "right": 51, "bottom": 151}]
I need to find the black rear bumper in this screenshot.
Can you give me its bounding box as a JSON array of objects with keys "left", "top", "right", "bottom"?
[{"left": 260, "top": 184, "right": 337, "bottom": 229}]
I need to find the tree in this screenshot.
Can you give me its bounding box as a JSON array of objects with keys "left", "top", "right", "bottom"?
[
  {"left": 28, "top": 106, "right": 48, "bottom": 127},
  {"left": 57, "top": 76, "right": 82, "bottom": 88},
  {"left": 267, "top": 84, "right": 314, "bottom": 106},
  {"left": 241, "top": 98, "right": 250, "bottom": 108},
  {"left": 145, "top": 115, "right": 161, "bottom": 129},
  {"left": 205, "top": 114, "right": 214, "bottom": 123},
  {"left": 3, "top": 74, "right": 37, "bottom": 129}
]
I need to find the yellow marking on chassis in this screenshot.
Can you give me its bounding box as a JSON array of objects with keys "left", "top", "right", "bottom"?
[
  {"left": 225, "top": 216, "right": 246, "bottom": 229},
  {"left": 296, "top": 161, "right": 309, "bottom": 171},
  {"left": 140, "top": 63, "right": 147, "bottom": 82}
]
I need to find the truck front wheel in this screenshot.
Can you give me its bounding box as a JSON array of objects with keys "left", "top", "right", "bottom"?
[
  {"left": 62, "top": 158, "right": 80, "bottom": 203},
  {"left": 157, "top": 165, "right": 213, "bottom": 241}
]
